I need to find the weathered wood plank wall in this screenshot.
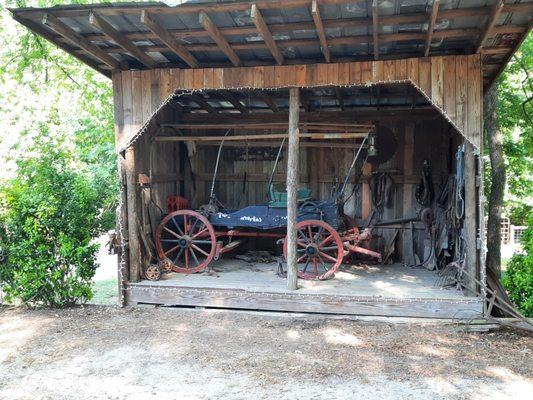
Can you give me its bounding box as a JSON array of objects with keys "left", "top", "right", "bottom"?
[{"left": 114, "top": 54, "right": 482, "bottom": 152}]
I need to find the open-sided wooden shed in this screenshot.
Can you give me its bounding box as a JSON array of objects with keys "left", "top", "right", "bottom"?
[{"left": 11, "top": 0, "right": 532, "bottom": 318}]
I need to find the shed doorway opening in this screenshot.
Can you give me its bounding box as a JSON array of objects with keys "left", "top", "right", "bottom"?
[{"left": 127, "top": 83, "right": 482, "bottom": 318}]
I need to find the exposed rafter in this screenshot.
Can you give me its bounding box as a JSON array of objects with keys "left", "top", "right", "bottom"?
[
  {"left": 257, "top": 92, "right": 279, "bottom": 112},
  {"left": 251, "top": 4, "right": 284, "bottom": 65},
  {"left": 335, "top": 87, "right": 345, "bottom": 111},
  {"left": 311, "top": 0, "right": 331, "bottom": 63},
  {"left": 42, "top": 12, "right": 122, "bottom": 69},
  {"left": 219, "top": 91, "right": 248, "bottom": 113},
  {"left": 89, "top": 12, "right": 156, "bottom": 68},
  {"left": 475, "top": 0, "right": 505, "bottom": 54},
  {"left": 372, "top": 0, "right": 379, "bottom": 60},
  {"left": 424, "top": 0, "right": 440, "bottom": 57},
  {"left": 187, "top": 94, "right": 219, "bottom": 113},
  {"left": 199, "top": 11, "right": 241, "bottom": 67},
  {"left": 140, "top": 10, "right": 198, "bottom": 68}
]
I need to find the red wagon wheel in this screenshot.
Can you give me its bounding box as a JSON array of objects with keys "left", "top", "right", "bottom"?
[
  {"left": 155, "top": 210, "right": 216, "bottom": 274},
  {"left": 283, "top": 219, "right": 344, "bottom": 280}
]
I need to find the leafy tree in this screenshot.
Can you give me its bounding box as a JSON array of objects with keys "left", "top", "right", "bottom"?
[
  {"left": 502, "top": 216, "right": 533, "bottom": 317},
  {"left": 0, "top": 137, "right": 101, "bottom": 306}
]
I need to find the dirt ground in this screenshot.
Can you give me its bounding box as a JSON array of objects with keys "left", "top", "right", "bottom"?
[{"left": 0, "top": 306, "right": 531, "bottom": 400}]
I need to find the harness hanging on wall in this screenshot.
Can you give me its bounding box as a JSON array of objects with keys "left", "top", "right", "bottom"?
[{"left": 415, "top": 159, "right": 434, "bottom": 206}]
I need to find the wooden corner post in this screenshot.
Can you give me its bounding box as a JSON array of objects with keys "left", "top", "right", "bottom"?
[
  {"left": 124, "top": 146, "right": 142, "bottom": 282},
  {"left": 286, "top": 87, "right": 300, "bottom": 290}
]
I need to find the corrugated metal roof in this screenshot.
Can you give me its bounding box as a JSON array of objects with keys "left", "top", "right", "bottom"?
[{"left": 9, "top": 0, "right": 533, "bottom": 87}]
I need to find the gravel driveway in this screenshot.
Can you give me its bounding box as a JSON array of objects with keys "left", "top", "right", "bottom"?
[{"left": 0, "top": 306, "right": 531, "bottom": 400}]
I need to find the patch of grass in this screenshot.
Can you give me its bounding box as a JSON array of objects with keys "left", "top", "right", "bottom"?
[{"left": 90, "top": 278, "right": 118, "bottom": 306}]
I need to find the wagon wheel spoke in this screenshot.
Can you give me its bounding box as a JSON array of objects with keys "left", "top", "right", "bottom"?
[
  {"left": 312, "top": 257, "right": 318, "bottom": 274},
  {"left": 171, "top": 217, "right": 184, "bottom": 236},
  {"left": 183, "top": 215, "right": 189, "bottom": 235},
  {"left": 319, "top": 234, "right": 334, "bottom": 248},
  {"left": 302, "top": 258, "right": 311, "bottom": 273},
  {"left": 321, "top": 245, "right": 339, "bottom": 252},
  {"left": 191, "top": 243, "right": 209, "bottom": 257},
  {"left": 193, "top": 240, "right": 213, "bottom": 244},
  {"left": 164, "top": 244, "right": 181, "bottom": 256},
  {"left": 189, "top": 218, "right": 201, "bottom": 236},
  {"left": 173, "top": 248, "right": 184, "bottom": 264},
  {"left": 313, "top": 226, "right": 324, "bottom": 242},
  {"left": 317, "top": 254, "right": 329, "bottom": 272},
  {"left": 298, "top": 229, "right": 309, "bottom": 244},
  {"left": 161, "top": 239, "right": 181, "bottom": 243},
  {"left": 297, "top": 240, "right": 307, "bottom": 248},
  {"left": 297, "top": 254, "right": 307, "bottom": 263},
  {"left": 189, "top": 248, "right": 200, "bottom": 266},
  {"left": 184, "top": 248, "right": 190, "bottom": 269},
  {"left": 307, "top": 225, "right": 314, "bottom": 243},
  {"left": 192, "top": 227, "right": 209, "bottom": 240},
  {"left": 164, "top": 226, "right": 182, "bottom": 239},
  {"left": 319, "top": 251, "right": 337, "bottom": 263}
]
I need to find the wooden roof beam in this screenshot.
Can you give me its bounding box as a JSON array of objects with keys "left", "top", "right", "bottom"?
[
  {"left": 424, "top": 0, "right": 440, "bottom": 57},
  {"left": 311, "top": 0, "right": 331, "bottom": 63},
  {"left": 89, "top": 12, "right": 156, "bottom": 69},
  {"left": 335, "top": 87, "right": 345, "bottom": 111},
  {"left": 475, "top": 0, "right": 505, "bottom": 54},
  {"left": 372, "top": 0, "right": 379, "bottom": 60},
  {"left": 257, "top": 92, "right": 279, "bottom": 112},
  {"left": 140, "top": 10, "right": 198, "bottom": 68},
  {"left": 199, "top": 11, "right": 241, "bottom": 67},
  {"left": 187, "top": 94, "right": 219, "bottom": 113},
  {"left": 42, "top": 13, "right": 123, "bottom": 70},
  {"left": 219, "top": 91, "right": 248, "bottom": 113},
  {"left": 251, "top": 4, "right": 284, "bottom": 65}
]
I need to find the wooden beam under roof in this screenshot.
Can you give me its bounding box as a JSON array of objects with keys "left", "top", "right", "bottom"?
[
  {"left": 251, "top": 4, "right": 284, "bottom": 65},
  {"left": 372, "top": 0, "right": 379, "bottom": 60},
  {"left": 311, "top": 0, "right": 331, "bottom": 63},
  {"left": 475, "top": 0, "right": 505, "bottom": 54},
  {"left": 187, "top": 94, "right": 219, "bottom": 113},
  {"left": 335, "top": 87, "right": 345, "bottom": 111},
  {"left": 42, "top": 13, "right": 122, "bottom": 70},
  {"left": 424, "top": 0, "right": 440, "bottom": 57},
  {"left": 257, "top": 92, "right": 280, "bottom": 112},
  {"left": 49, "top": 4, "right": 533, "bottom": 44},
  {"left": 199, "top": 11, "right": 241, "bottom": 67},
  {"left": 218, "top": 91, "right": 248, "bottom": 113},
  {"left": 95, "top": 26, "right": 522, "bottom": 56},
  {"left": 10, "top": 13, "right": 110, "bottom": 77},
  {"left": 89, "top": 12, "right": 156, "bottom": 69},
  {"left": 140, "top": 10, "right": 198, "bottom": 68}
]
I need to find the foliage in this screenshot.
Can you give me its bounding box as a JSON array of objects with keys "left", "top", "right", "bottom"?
[
  {"left": 493, "top": 33, "right": 533, "bottom": 225},
  {"left": 0, "top": 0, "right": 119, "bottom": 305},
  {"left": 0, "top": 138, "right": 101, "bottom": 306},
  {"left": 502, "top": 214, "right": 533, "bottom": 317}
]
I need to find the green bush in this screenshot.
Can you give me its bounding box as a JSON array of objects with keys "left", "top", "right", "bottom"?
[
  {"left": 0, "top": 139, "right": 101, "bottom": 307},
  {"left": 502, "top": 215, "right": 533, "bottom": 317}
]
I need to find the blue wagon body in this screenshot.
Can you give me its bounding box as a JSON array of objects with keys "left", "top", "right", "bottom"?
[{"left": 208, "top": 201, "right": 342, "bottom": 230}]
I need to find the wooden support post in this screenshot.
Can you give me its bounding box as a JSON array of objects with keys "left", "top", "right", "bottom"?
[
  {"left": 286, "top": 87, "right": 300, "bottom": 291},
  {"left": 402, "top": 122, "right": 415, "bottom": 262},
  {"left": 117, "top": 154, "right": 129, "bottom": 306},
  {"left": 125, "top": 147, "right": 142, "bottom": 282},
  {"left": 372, "top": 0, "right": 379, "bottom": 60}
]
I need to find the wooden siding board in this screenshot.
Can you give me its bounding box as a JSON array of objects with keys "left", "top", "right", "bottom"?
[
  {"left": 455, "top": 56, "right": 468, "bottom": 134},
  {"left": 430, "top": 56, "right": 444, "bottom": 109},
  {"left": 117, "top": 56, "right": 482, "bottom": 154},
  {"left": 443, "top": 56, "right": 456, "bottom": 122}
]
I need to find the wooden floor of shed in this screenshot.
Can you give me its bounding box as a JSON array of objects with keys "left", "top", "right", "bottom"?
[{"left": 127, "top": 261, "right": 484, "bottom": 319}]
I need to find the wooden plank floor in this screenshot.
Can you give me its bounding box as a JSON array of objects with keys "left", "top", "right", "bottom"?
[
  {"left": 138, "top": 260, "right": 468, "bottom": 300},
  {"left": 127, "top": 261, "right": 484, "bottom": 319}
]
